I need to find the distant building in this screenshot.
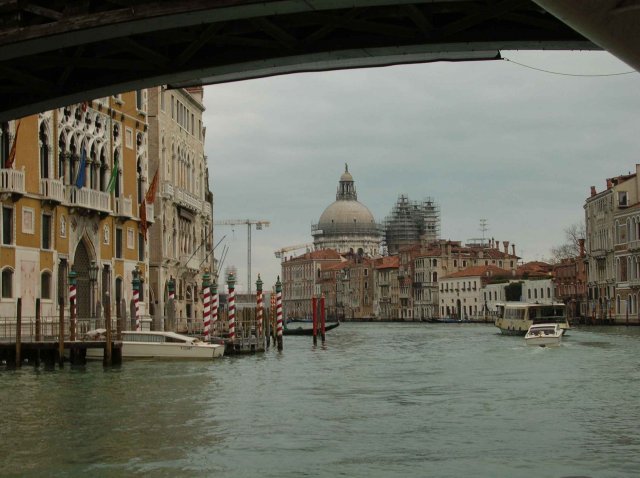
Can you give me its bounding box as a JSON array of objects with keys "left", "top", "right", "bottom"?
[
  {"left": 281, "top": 249, "right": 343, "bottom": 319},
  {"left": 584, "top": 167, "right": 640, "bottom": 323},
  {"left": 373, "top": 255, "right": 400, "bottom": 319},
  {"left": 440, "top": 265, "right": 510, "bottom": 319},
  {"left": 311, "top": 164, "right": 381, "bottom": 256}
]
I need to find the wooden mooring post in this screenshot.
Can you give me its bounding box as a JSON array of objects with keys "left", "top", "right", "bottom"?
[
  {"left": 312, "top": 295, "right": 318, "bottom": 346},
  {"left": 104, "top": 294, "right": 113, "bottom": 366},
  {"left": 35, "top": 298, "right": 41, "bottom": 366},
  {"left": 15, "top": 298, "right": 22, "bottom": 367},
  {"left": 320, "top": 295, "right": 326, "bottom": 345},
  {"left": 58, "top": 296, "right": 64, "bottom": 367}
]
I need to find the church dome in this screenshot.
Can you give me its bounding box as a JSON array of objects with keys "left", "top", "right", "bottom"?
[
  {"left": 313, "top": 164, "right": 381, "bottom": 241},
  {"left": 318, "top": 200, "right": 376, "bottom": 231}
]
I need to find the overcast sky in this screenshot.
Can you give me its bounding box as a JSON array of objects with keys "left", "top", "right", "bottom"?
[{"left": 201, "top": 50, "right": 640, "bottom": 293}]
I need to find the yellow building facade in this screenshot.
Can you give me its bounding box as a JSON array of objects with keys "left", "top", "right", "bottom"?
[{"left": 0, "top": 92, "right": 151, "bottom": 321}]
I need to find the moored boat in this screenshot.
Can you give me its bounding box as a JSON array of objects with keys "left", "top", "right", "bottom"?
[
  {"left": 283, "top": 321, "right": 340, "bottom": 336},
  {"left": 524, "top": 323, "right": 563, "bottom": 347},
  {"left": 86, "top": 330, "right": 224, "bottom": 359},
  {"left": 495, "top": 302, "right": 569, "bottom": 336}
]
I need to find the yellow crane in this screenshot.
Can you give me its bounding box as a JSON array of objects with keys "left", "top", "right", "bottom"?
[
  {"left": 274, "top": 242, "right": 315, "bottom": 259},
  {"left": 214, "top": 219, "right": 270, "bottom": 294}
]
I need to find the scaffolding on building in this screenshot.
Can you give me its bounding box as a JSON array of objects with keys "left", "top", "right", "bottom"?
[{"left": 383, "top": 195, "right": 441, "bottom": 254}]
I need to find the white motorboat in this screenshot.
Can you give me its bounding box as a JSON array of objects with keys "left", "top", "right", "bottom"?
[
  {"left": 524, "top": 323, "right": 563, "bottom": 347},
  {"left": 86, "top": 330, "right": 224, "bottom": 359}
]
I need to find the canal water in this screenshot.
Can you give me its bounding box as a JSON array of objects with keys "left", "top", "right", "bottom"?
[{"left": 2, "top": 323, "right": 640, "bottom": 478}]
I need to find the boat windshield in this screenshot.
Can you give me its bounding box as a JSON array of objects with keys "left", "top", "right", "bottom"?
[
  {"left": 529, "top": 305, "right": 566, "bottom": 322},
  {"left": 122, "top": 333, "right": 165, "bottom": 343}
]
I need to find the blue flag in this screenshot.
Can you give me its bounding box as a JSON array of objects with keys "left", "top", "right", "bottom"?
[{"left": 75, "top": 148, "right": 86, "bottom": 188}]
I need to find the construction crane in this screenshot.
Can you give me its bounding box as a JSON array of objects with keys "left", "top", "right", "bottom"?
[
  {"left": 274, "top": 242, "right": 315, "bottom": 259},
  {"left": 214, "top": 219, "right": 270, "bottom": 294}
]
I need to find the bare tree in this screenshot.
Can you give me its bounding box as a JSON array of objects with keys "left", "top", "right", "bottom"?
[{"left": 550, "top": 222, "right": 585, "bottom": 263}]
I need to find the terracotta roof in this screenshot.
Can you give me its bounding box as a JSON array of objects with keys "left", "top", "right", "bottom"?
[
  {"left": 321, "top": 262, "right": 349, "bottom": 272},
  {"left": 442, "top": 265, "right": 510, "bottom": 279},
  {"left": 373, "top": 256, "right": 400, "bottom": 269},
  {"left": 517, "top": 261, "right": 553, "bottom": 276},
  {"left": 288, "top": 249, "right": 342, "bottom": 262}
]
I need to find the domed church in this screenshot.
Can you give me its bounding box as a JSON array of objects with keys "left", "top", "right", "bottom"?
[{"left": 312, "top": 164, "right": 381, "bottom": 256}]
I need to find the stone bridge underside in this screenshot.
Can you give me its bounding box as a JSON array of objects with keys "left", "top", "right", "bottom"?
[{"left": 0, "top": 0, "right": 598, "bottom": 121}]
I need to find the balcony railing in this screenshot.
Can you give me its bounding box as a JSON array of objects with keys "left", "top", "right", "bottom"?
[
  {"left": 68, "top": 186, "right": 110, "bottom": 213},
  {"left": 114, "top": 195, "right": 133, "bottom": 218},
  {"left": 0, "top": 168, "right": 25, "bottom": 196},
  {"left": 175, "top": 187, "right": 202, "bottom": 212},
  {"left": 162, "top": 181, "right": 173, "bottom": 198},
  {"left": 628, "top": 240, "right": 640, "bottom": 251},
  {"left": 180, "top": 253, "right": 202, "bottom": 271},
  {"left": 39, "top": 178, "right": 65, "bottom": 202}
]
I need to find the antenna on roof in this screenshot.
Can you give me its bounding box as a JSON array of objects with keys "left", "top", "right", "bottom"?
[{"left": 479, "top": 219, "right": 488, "bottom": 246}]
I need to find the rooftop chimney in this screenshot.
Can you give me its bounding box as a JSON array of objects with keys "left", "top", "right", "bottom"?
[
  {"left": 606, "top": 178, "right": 613, "bottom": 189},
  {"left": 503, "top": 241, "right": 509, "bottom": 254},
  {"left": 511, "top": 244, "right": 516, "bottom": 256},
  {"left": 590, "top": 186, "right": 597, "bottom": 197}
]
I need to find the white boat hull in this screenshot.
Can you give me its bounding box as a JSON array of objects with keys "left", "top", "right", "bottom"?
[
  {"left": 121, "top": 342, "right": 224, "bottom": 359},
  {"left": 524, "top": 335, "right": 562, "bottom": 347},
  {"left": 85, "top": 330, "right": 224, "bottom": 360}
]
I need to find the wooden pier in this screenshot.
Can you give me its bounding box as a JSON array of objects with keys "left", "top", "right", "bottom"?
[
  {"left": 0, "top": 298, "right": 122, "bottom": 368},
  {"left": 0, "top": 340, "right": 122, "bottom": 367}
]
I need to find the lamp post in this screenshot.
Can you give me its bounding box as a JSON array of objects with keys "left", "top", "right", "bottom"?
[{"left": 88, "top": 260, "right": 99, "bottom": 326}]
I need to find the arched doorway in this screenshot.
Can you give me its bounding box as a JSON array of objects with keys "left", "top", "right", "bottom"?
[
  {"left": 456, "top": 299, "right": 462, "bottom": 319},
  {"left": 73, "top": 240, "right": 92, "bottom": 319}
]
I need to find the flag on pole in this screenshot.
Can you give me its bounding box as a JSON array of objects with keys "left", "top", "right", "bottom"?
[
  {"left": 5, "top": 120, "right": 20, "bottom": 169},
  {"left": 107, "top": 154, "right": 119, "bottom": 193},
  {"left": 145, "top": 168, "right": 159, "bottom": 204},
  {"left": 75, "top": 148, "right": 87, "bottom": 188},
  {"left": 139, "top": 201, "right": 147, "bottom": 240}
]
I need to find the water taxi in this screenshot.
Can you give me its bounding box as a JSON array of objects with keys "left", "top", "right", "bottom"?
[
  {"left": 495, "top": 302, "right": 569, "bottom": 336},
  {"left": 86, "top": 330, "right": 224, "bottom": 359},
  {"left": 524, "top": 323, "right": 563, "bottom": 347}
]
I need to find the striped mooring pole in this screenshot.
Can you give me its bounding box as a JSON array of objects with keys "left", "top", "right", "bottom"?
[
  {"left": 202, "top": 271, "right": 211, "bottom": 341},
  {"left": 211, "top": 277, "right": 218, "bottom": 337},
  {"left": 256, "top": 274, "right": 263, "bottom": 341},
  {"left": 132, "top": 268, "right": 141, "bottom": 332},
  {"left": 227, "top": 272, "right": 236, "bottom": 341},
  {"left": 68, "top": 270, "right": 77, "bottom": 341},
  {"left": 276, "top": 276, "right": 283, "bottom": 351}
]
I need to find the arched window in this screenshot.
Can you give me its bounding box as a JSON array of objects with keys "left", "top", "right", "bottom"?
[
  {"left": 0, "top": 122, "right": 9, "bottom": 165},
  {"left": 99, "top": 148, "right": 107, "bottom": 191},
  {"left": 136, "top": 156, "right": 143, "bottom": 205},
  {"left": 1, "top": 268, "right": 13, "bottom": 298},
  {"left": 58, "top": 132, "right": 67, "bottom": 182},
  {"left": 41, "top": 271, "right": 52, "bottom": 299},
  {"left": 115, "top": 277, "right": 123, "bottom": 308},
  {"left": 39, "top": 122, "right": 50, "bottom": 179},
  {"left": 114, "top": 149, "right": 121, "bottom": 197}
]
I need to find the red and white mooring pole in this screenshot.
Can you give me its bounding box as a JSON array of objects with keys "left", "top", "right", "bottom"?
[
  {"left": 203, "top": 271, "right": 211, "bottom": 341},
  {"left": 228, "top": 273, "right": 236, "bottom": 340}
]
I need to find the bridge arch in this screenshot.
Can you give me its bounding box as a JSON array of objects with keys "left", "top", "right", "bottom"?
[{"left": 0, "top": 0, "right": 607, "bottom": 122}]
